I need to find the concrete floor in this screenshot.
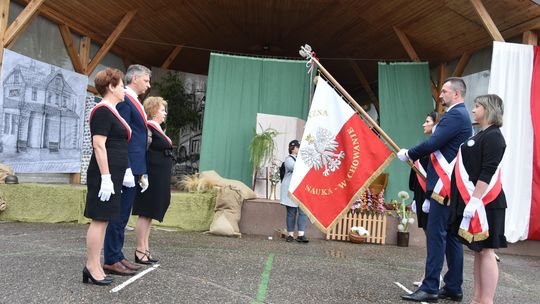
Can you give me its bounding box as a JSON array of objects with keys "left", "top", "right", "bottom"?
[{"left": 0, "top": 221, "right": 539, "bottom": 304}]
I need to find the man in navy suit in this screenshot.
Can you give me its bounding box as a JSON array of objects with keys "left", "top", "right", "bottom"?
[
  {"left": 103, "top": 65, "right": 151, "bottom": 276},
  {"left": 399, "top": 78, "right": 472, "bottom": 302}
]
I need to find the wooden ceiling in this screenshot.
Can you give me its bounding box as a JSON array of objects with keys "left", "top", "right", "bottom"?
[{"left": 14, "top": 0, "right": 540, "bottom": 99}]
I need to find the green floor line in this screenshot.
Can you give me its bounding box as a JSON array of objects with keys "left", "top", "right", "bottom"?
[{"left": 252, "top": 253, "right": 275, "bottom": 304}]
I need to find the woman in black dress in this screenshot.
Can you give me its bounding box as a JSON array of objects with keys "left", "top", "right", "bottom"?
[
  {"left": 449, "top": 94, "right": 506, "bottom": 304},
  {"left": 132, "top": 96, "right": 173, "bottom": 264},
  {"left": 409, "top": 111, "right": 442, "bottom": 287},
  {"left": 83, "top": 68, "right": 130, "bottom": 285}
]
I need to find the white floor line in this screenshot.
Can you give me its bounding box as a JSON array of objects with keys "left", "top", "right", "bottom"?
[
  {"left": 110, "top": 264, "right": 160, "bottom": 293},
  {"left": 394, "top": 281, "right": 428, "bottom": 304}
]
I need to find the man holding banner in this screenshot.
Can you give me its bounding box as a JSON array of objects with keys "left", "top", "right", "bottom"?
[{"left": 398, "top": 77, "right": 472, "bottom": 302}]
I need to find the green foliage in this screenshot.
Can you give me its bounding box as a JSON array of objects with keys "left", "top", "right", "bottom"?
[
  {"left": 154, "top": 72, "right": 200, "bottom": 144},
  {"left": 248, "top": 126, "right": 279, "bottom": 174}
]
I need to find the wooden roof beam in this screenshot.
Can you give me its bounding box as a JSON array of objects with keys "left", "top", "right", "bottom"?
[
  {"left": 393, "top": 26, "right": 439, "bottom": 103},
  {"left": 393, "top": 26, "right": 420, "bottom": 62},
  {"left": 452, "top": 52, "right": 471, "bottom": 77},
  {"left": 0, "top": 0, "right": 9, "bottom": 66},
  {"left": 161, "top": 45, "right": 183, "bottom": 69},
  {"left": 15, "top": 0, "right": 144, "bottom": 67},
  {"left": 79, "top": 36, "right": 90, "bottom": 73},
  {"left": 58, "top": 24, "right": 84, "bottom": 73},
  {"left": 469, "top": 0, "right": 504, "bottom": 42},
  {"left": 85, "top": 10, "right": 137, "bottom": 75},
  {"left": 4, "top": 0, "right": 45, "bottom": 48},
  {"left": 436, "top": 63, "right": 448, "bottom": 112},
  {"left": 349, "top": 60, "right": 379, "bottom": 113},
  {"left": 523, "top": 30, "right": 538, "bottom": 45}
]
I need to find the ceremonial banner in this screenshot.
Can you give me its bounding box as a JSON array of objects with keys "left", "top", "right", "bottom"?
[
  {"left": 289, "top": 79, "right": 394, "bottom": 232},
  {"left": 488, "top": 41, "right": 540, "bottom": 241}
]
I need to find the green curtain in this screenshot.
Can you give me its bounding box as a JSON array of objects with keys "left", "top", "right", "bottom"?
[
  {"left": 378, "top": 62, "right": 434, "bottom": 202},
  {"left": 200, "top": 53, "right": 312, "bottom": 186}
]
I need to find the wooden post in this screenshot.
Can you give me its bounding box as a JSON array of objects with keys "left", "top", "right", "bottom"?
[
  {"left": 79, "top": 36, "right": 91, "bottom": 74},
  {"left": 161, "top": 45, "right": 183, "bottom": 69},
  {"left": 436, "top": 63, "right": 447, "bottom": 112},
  {"left": 3, "top": 0, "right": 45, "bottom": 48},
  {"left": 453, "top": 52, "right": 471, "bottom": 77},
  {"left": 469, "top": 0, "right": 504, "bottom": 42},
  {"left": 523, "top": 30, "right": 538, "bottom": 45},
  {"left": 58, "top": 24, "right": 84, "bottom": 73},
  {"left": 393, "top": 26, "right": 439, "bottom": 103},
  {"left": 85, "top": 10, "right": 137, "bottom": 75},
  {"left": 0, "top": 0, "right": 9, "bottom": 70},
  {"left": 393, "top": 26, "right": 420, "bottom": 62},
  {"left": 349, "top": 60, "right": 380, "bottom": 113}
]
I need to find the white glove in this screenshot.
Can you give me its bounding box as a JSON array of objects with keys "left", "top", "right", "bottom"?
[
  {"left": 411, "top": 200, "right": 417, "bottom": 213},
  {"left": 139, "top": 174, "right": 149, "bottom": 193},
  {"left": 422, "top": 199, "right": 430, "bottom": 213},
  {"left": 122, "top": 168, "right": 136, "bottom": 188},
  {"left": 463, "top": 197, "right": 483, "bottom": 218},
  {"left": 98, "top": 174, "right": 115, "bottom": 202},
  {"left": 397, "top": 149, "right": 410, "bottom": 162}
]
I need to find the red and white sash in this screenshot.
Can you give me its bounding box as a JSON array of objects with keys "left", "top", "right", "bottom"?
[
  {"left": 90, "top": 102, "right": 132, "bottom": 142},
  {"left": 147, "top": 120, "right": 173, "bottom": 147},
  {"left": 430, "top": 150, "right": 455, "bottom": 200},
  {"left": 126, "top": 93, "right": 148, "bottom": 126},
  {"left": 455, "top": 147, "right": 502, "bottom": 243},
  {"left": 414, "top": 159, "right": 427, "bottom": 192}
]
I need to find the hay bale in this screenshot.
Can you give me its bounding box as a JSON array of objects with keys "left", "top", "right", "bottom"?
[{"left": 0, "top": 164, "right": 15, "bottom": 184}]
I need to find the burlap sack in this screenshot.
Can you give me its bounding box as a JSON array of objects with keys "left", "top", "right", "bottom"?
[
  {"left": 0, "top": 163, "right": 15, "bottom": 184},
  {"left": 199, "top": 170, "right": 256, "bottom": 201},
  {"left": 207, "top": 186, "right": 243, "bottom": 237}
]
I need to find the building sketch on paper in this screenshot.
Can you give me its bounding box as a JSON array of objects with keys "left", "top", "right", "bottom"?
[{"left": 0, "top": 49, "right": 88, "bottom": 173}]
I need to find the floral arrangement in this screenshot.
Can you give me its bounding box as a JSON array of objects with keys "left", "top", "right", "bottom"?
[
  {"left": 351, "top": 188, "right": 386, "bottom": 215},
  {"left": 388, "top": 191, "right": 415, "bottom": 232},
  {"left": 269, "top": 160, "right": 281, "bottom": 185}
]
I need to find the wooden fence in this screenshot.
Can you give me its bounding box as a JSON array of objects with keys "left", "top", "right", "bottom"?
[{"left": 326, "top": 211, "right": 387, "bottom": 244}]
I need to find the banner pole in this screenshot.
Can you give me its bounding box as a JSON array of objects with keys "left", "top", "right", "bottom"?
[{"left": 310, "top": 57, "right": 424, "bottom": 179}]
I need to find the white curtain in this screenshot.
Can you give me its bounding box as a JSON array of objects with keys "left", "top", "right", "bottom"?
[{"left": 488, "top": 41, "right": 535, "bottom": 242}]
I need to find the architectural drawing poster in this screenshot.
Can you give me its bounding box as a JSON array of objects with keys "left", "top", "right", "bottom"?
[{"left": 0, "top": 49, "right": 88, "bottom": 173}]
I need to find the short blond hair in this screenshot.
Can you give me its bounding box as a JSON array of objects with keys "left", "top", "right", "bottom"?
[
  {"left": 143, "top": 96, "right": 168, "bottom": 119},
  {"left": 474, "top": 94, "right": 504, "bottom": 127}
]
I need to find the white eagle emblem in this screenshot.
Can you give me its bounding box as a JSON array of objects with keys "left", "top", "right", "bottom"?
[{"left": 300, "top": 127, "right": 345, "bottom": 176}]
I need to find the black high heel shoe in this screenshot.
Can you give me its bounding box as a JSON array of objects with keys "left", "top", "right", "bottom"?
[
  {"left": 83, "top": 267, "right": 113, "bottom": 285},
  {"left": 145, "top": 250, "right": 159, "bottom": 264},
  {"left": 135, "top": 250, "right": 154, "bottom": 265}
]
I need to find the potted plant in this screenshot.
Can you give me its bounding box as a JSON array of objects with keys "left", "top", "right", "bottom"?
[
  {"left": 248, "top": 126, "right": 279, "bottom": 189},
  {"left": 388, "top": 191, "right": 415, "bottom": 247}
]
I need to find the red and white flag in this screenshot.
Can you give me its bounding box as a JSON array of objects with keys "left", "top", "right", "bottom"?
[
  {"left": 288, "top": 79, "right": 394, "bottom": 232},
  {"left": 489, "top": 41, "right": 540, "bottom": 241}
]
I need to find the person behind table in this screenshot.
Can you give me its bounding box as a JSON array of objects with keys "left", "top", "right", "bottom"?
[
  {"left": 132, "top": 97, "right": 174, "bottom": 264},
  {"left": 83, "top": 68, "right": 129, "bottom": 285}
]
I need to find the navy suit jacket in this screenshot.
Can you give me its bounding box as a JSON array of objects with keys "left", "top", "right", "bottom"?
[
  {"left": 117, "top": 92, "right": 148, "bottom": 175},
  {"left": 407, "top": 103, "right": 472, "bottom": 192}
]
